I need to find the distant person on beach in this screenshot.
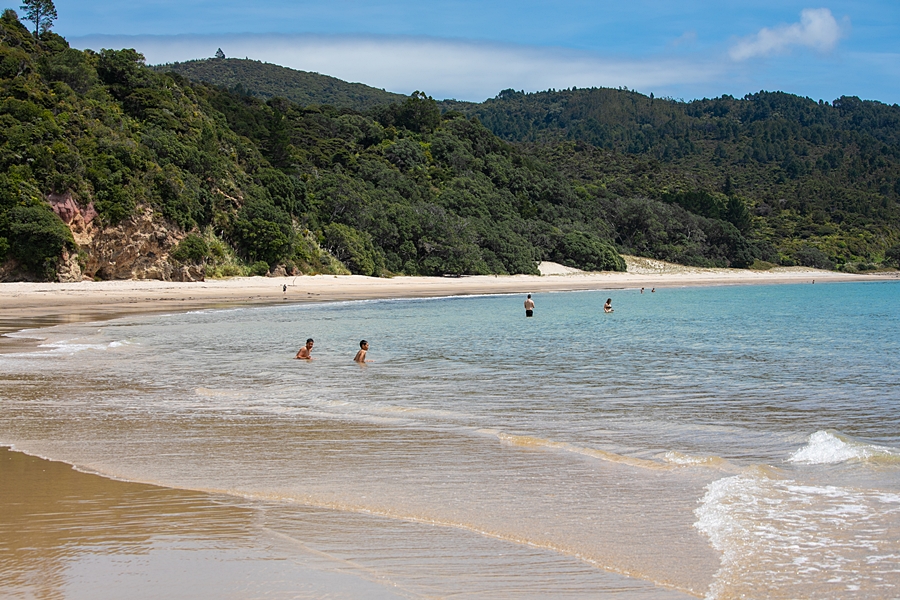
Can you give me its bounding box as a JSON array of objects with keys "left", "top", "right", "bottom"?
[
  {"left": 354, "top": 340, "right": 370, "bottom": 363},
  {"left": 604, "top": 298, "right": 614, "bottom": 313},
  {"left": 524, "top": 294, "right": 535, "bottom": 317},
  {"left": 283, "top": 284, "right": 287, "bottom": 293},
  {"left": 295, "top": 338, "right": 314, "bottom": 360}
]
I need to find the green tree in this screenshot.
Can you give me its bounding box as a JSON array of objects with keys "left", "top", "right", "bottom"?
[
  {"left": 20, "top": 0, "right": 56, "bottom": 36},
  {"left": 170, "top": 234, "right": 209, "bottom": 264},
  {"left": 885, "top": 244, "right": 900, "bottom": 268}
]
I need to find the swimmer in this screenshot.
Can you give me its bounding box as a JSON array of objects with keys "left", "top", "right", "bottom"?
[
  {"left": 295, "top": 338, "right": 314, "bottom": 360},
  {"left": 651, "top": 288, "right": 656, "bottom": 293},
  {"left": 640, "top": 287, "right": 644, "bottom": 294},
  {"left": 524, "top": 294, "right": 535, "bottom": 317},
  {"left": 604, "top": 298, "right": 614, "bottom": 313},
  {"left": 354, "top": 340, "right": 371, "bottom": 363}
]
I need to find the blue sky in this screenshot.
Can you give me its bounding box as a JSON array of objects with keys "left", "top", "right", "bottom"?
[{"left": 45, "top": 1, "right": 900, "bottom": 103}]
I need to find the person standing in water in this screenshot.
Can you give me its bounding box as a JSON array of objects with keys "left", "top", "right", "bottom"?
[
  {"left": 295, "top": 338, "right": 314, "bottom": 360},
  {"left": 604, "top": 298, "right": 614, "bottom": 313},
  {"left": 524, "top": 294, "right": 535, "bottom": 318},
  {"left": 354, "top": 340, "right": 371, "bottom": 363}
]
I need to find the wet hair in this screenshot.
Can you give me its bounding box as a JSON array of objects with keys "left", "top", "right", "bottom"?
[
  {"left": 606, "top": 298, "right": 612, "bottom": 303},
  {"left": 359, "top": 340, "right": 368, "bottom": 348},
  {"left": 527, "top": 294, "right": 531, "bottom": 298},
  {"left": 306, "top": 338, "right": 314, "bottom": 344}
]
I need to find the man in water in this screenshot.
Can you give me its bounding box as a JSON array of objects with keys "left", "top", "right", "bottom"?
[
  {"left": 604, "top": 298, "right": 614, "bottom": 313},
  {"left": 524, "top": 294, "right": 535, "bottom": 317},
  {"left": 354, "top": 340, "right": 371, "bottom": 363},
  {"left": 295, "top": 338, "right": 314, "bottom": 360}
]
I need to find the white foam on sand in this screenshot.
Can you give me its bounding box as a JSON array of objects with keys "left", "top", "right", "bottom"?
[
  {"left": 695, "top": 470, "right": 900, "bottom": 599},
  {"left": 788, "top": 430, "right": 900, "bottom": 464}
]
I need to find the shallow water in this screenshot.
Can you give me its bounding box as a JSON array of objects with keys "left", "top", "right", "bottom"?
[{"left": 1, "top": 281, "right": 899, "bottom": 598}]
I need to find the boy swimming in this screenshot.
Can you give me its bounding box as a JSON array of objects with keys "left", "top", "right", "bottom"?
[
  {"left": 295, "top": 338, "right": 314, "bottom": 359},
  {"left": 354, "top": 340, "right": 370, "bottom": 363}
]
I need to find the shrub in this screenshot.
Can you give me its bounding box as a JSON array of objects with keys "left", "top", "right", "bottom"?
[
  {"left": 249, "top": 260, "right": 269, "bottom": 276},
  {"left": 170, "top": 234, "right": 209, "bottom": 263},
  {"left": 322, "top": 222, "right": 383, "bottom": 276},
  {"left": 7, "top": 204, "right": 74, "bottom": 278},
  {"left": 793, "top": 245, "right": 835, "bottom": 270},
  {"left": 553, "top": 231, "right": 626, "bottom": 272},
  {"left": 886, "top": 244, "right": 900, "bottom": 268}
]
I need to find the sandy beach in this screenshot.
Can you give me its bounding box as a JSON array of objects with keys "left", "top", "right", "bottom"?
[{"left": 1, "top": 257, "right": 894, "bottom": 341}]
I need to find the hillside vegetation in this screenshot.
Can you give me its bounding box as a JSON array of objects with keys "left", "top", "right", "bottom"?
[
  {"left": 168, "top": 58, "right": 899, "bottom": 269},
  {"left": 2, "top": 10, "right": 897, "bottom": 281},
  {"left": 154, "top": 57, "right": 405, "bottom": 111},
  {"left": 448, "top": 88, "right": 900, "bottom": 269},
  {"left": 0, "top": 12, "right": 635, "bottom": 280}
]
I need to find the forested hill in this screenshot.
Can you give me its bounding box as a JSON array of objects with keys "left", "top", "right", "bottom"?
[
  {"left": 156, "top": 57, "right": 900, "bottom": 269},
  {"left": 0, "top": 11, "right": 634, "bottom": 282},
  {"left": 153, "top": 58, "right": 405, "bottom": 111},
  {"left": 448, "top": 89, "right": 900, "bottom": 268},
  {"left": 1, "top": 10, "right": 897, "bottom": 283}
]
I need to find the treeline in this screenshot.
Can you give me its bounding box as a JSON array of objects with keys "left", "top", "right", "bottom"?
[
  {"left": 448, "top": 88, "right": 900, "bottom": 269},
  {"left": 154, "top": 58, "right": 405, "bottom": 111}
]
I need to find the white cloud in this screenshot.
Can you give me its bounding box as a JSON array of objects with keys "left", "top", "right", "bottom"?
[
  {"left": 729, "top": 8, "right": 846, "bottom": 61},
  {"left": 70, "top": 33, "right": 721, "bottom": 102}
]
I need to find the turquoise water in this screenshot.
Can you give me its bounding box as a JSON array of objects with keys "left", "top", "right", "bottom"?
[{"left": 2, "top": 281, "right": 899, "bottom": 598}]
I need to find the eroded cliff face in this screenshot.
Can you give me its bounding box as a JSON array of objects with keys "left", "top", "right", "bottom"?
[{"left": 48, "top": 194, "right": 203, "bottom": 283}]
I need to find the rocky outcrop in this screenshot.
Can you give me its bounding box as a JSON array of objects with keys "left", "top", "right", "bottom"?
[
  {"left": 40, "top": 197, "right": 209, "bottom": 282},
  {"left": 78, "top": 206, "right": 202, "bottom": 281},
  {"left": 47, "top": 192, "right": 97, "bottom": 247},
  {"left": 56, "top": 248, "right": 83, "bottom": 283}
]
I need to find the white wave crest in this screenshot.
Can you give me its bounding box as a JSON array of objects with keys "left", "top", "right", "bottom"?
[{"left": 788, "top": 430, "right": 900, "bottom": 465}]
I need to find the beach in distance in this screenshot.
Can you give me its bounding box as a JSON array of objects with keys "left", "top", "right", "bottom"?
[{"left": 0, "top": 257, "right": 893, "bottom": 337}]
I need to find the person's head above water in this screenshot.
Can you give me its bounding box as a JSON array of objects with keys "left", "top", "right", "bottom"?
[
  {"left": 359, "top": 340, "right": 368, "bottom": 348},
  {"left": 527, "top": 294, "right": 531, "bottom": 299},
  {"left": 306, "top": 338, "right": 314, "bottom": 345},
  {"left": 606, "top": 298, "right": 611, "bottom": 303}
]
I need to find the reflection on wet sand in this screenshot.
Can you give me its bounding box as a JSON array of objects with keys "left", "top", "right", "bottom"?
[{"left": 0, "top": 448, "right": 693, "bottom": 599}]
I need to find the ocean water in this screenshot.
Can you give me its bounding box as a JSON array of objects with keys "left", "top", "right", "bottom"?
[{"left": 1, "top": 281, "right": 899, "bottom": 598}]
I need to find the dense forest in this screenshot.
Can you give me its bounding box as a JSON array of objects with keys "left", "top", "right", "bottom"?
[
  {"left": 0, "top": 12, "right": 632, "bottom": 280},
  {"left": 148, "top": 58, "right": 900, "bottom": 272},
  {"left": 446, "top": 88, "right": 900, "bottom": 269},
  {"left": 1, "top": 12, "right": 898, "bottom": 282}
]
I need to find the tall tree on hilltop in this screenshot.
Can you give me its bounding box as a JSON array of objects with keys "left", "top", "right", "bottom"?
[{"left": 20, "top": 0, "right": 56, "bottom": 36}]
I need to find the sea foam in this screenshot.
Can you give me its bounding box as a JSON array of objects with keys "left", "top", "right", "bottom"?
[
  {"left": 695, "top": 470, "right": 900, "bottom": 599},
  {"left": 788, "top": 430, "right": 900, "bottom": 465}
]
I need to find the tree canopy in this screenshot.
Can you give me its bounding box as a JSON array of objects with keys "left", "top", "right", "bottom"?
[{"left": 19, "top": 0, "right": 55, "bottom": 36}]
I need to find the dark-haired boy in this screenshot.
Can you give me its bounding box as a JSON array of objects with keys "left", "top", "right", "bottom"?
[
  {"left": 354, "top": 340, "right": 370, "bottom": 363},
  {"left": 295, "top": 338, "right": 314, "bottom": 360}
]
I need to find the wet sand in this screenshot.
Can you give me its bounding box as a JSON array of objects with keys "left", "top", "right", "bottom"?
[{"left": 0, "top": 448, "right": 693, "bottom": 599}]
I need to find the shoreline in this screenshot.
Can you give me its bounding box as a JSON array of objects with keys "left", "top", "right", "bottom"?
[{"left": 1, "top": 261, "right": 894, "bottom": 342}]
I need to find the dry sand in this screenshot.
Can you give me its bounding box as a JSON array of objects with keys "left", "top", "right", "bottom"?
[{"left": 1, "top": 256, "right": 894, "bottom": 340}]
